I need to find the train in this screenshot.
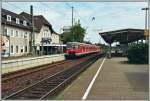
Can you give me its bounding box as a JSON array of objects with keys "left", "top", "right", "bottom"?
[{"left": 65, "top": 42, "right": 101, "bottom": 59}]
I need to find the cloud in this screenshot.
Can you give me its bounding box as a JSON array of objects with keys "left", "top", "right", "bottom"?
[{"left": 2, "top": 2, "right": 148, "bottom": 44}]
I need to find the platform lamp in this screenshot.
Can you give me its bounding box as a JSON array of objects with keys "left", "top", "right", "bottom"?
[
  {"left": 141, "top": 7, "right": 149, "bottom": 42},
  {"left": 59, "top": 28, "right": 63, "bottom": 53}
]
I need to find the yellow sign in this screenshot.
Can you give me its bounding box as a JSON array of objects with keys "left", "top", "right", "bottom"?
[{"left": 144, "top": 29, "right": 149, "bottom": 36}]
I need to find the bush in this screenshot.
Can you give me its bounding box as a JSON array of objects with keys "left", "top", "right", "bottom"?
[{"left": 127, "top": 42, "right": 148, "bottom": 64}]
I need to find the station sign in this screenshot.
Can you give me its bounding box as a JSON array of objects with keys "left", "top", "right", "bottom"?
[{"left": 144, "top": 29, "right": 149, "bottom": 36}]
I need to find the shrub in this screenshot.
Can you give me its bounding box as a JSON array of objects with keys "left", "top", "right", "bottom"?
[{"left": 127, "top": 42, "right": 148, "bottom": 64}]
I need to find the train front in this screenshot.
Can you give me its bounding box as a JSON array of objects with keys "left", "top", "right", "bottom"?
[{"left": 65, "top": 42, "right": 79, "bottom": 59}]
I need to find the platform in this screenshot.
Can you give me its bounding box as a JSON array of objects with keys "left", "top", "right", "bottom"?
[
  {"left": 55, "top": 57, "right": 148, "bottom": 100},
  {"left": 2, "top": 54, "right": 65, "bottom": 74}
]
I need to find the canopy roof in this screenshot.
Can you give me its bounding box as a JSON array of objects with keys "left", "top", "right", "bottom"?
[{"left": 99, "top": 28, "right": 145, "bottom": 44}]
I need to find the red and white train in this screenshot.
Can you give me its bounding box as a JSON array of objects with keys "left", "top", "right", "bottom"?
[{"left": 65, "top": 42, "right": 100, "bottom": 58}]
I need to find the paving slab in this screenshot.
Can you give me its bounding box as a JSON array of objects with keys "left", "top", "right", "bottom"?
[
  {"left": 87, "top": 57, "right": 149, "bottom": 100},
  {"left": 55, "top": 57, "right": 148, "bottom": 100}
]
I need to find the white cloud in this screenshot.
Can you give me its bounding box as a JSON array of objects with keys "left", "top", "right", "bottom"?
[{"left": 2, "top": 2, "right": 148, "bottom": 44}]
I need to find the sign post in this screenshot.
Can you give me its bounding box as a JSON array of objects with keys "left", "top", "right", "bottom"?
[{"left": 144, "top": 29, "right": 149, "bottom": 41}]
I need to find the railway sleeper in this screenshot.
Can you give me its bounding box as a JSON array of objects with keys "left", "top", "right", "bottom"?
[
  {"left": 46, "top": 83, "right": 61, "bottom": 87},
  {"left": 53, "top": 78, "right": 66, "bottom": 82},
  {"left": 54, "top": 76, "right": 67, "bottom": 80},
  {"left": 32, "top": 87, "right": 47, "bottom": 92},
  {"left": 49, "top": 79, "right": 65, "bottom": 83},
  {"left": 33, "top": 88, "right": 49, "bottom": 92},
  {"left": 21, "top": 94, "right": 41, "bottom": 99},
  {"left": 29, "top": 91, "right": 47, "bottom": 95},
  {"left": 39, "top": 83, "right": 56, "bottom": 86},
  {"left": 45, "top": 80, "right": 63, "bottom": 83}
]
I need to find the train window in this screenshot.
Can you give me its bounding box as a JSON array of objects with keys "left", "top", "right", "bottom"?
[
  {"left": 66, "top": 43, "right": 72, "bottom": 49},
  {"left": 66, "top": 42, "right": 78, "bottom": 49}
]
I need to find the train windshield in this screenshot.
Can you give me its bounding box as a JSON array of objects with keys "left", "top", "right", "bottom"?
[{"left": 66, "top": 42, "right": 78, "bottom": 49}]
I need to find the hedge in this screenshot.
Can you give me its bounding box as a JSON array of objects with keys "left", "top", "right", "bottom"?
[{"left": 127, "top": 42, "right": 148, "bottom": 64}]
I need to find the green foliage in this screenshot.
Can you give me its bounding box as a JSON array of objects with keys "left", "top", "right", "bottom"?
[
  {"left": 62, "top": 32, "right": 72, "bottom": 44},
  {"left": 95, "top": 43, "right": 109, "bottom": 53},
  {"left": 127, "top": 42, "right": 148, "bottom": 64},
  {"left": 62, "top": 23, "right": 86, "bottom": 44}
]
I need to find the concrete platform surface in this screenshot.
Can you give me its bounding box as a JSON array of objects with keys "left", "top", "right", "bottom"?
[
  {"left": 55, "top": 57, "right": 149, "bottom": 100},
  {"left": 2, "top": 54, "right": 65, "bottom": 74}
]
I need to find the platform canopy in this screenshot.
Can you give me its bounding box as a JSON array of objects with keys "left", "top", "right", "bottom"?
[{"left": 99, "top": 28, "right": 145, "bottom": 44}]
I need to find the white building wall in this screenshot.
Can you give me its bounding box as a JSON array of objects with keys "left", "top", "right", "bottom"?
[
  {"left": 1, "top": 25, "right": 30, "bottom": 57},
  {"left": 51, "top": 33, "right": 60, "bottom": 44},
  {"left": 35, "top": 25, "right": 60, "bottom": 45}
]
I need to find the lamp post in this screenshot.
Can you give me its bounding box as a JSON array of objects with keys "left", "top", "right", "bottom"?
[
  {"left": 142, "top": 7, "right": 149, "bottom": 41},
  {"left": 72, "top": 6, "right": 74, "bottom": 42},
  {"left": 60, "top": 28, "right": 63, "bottom": 53}
]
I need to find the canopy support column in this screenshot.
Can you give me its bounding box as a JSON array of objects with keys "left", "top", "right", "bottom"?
[{"left": 108, "top": 43, "right": 111, "bottom": 58}]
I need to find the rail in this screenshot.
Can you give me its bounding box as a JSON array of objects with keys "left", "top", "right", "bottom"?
[{"left": 3, "top": 53, "right": 103, "bottom": 100}]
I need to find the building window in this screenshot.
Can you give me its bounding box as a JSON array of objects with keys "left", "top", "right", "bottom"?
[
  {"left": 24, "top": 32, "right": 27, "bottom": 38},
  {"left": 7, "top": 15, "right": 11, "bottom": 21},
  {"left": 16, "top": 45, "right": 18, "bottom": 53},
  {"left": 11, "top": 29, "right": 13, "bottom": 36},
  {"left": 21, "top": 46, "right": 23, "bottom": 53},
  {"left": 25, "top": 46, "right": 27, "bottom": 52},
  {"left": 16, "top": 31, "right": 18, "bottom": 37},
  {"left": 16, "top": 18, "right": 20, "bottom": 24},
  {"left": 20, "top": 31, "right": 24, "bottom": 38},
  {"left": 23, "top": 20, "right": 27, "bottom": 26},
  {"left": 11, "top": 45, "right": 13, "bottom": 53},
  {"left": 4, "top": 28, "right": 7, "bottom": 36}
]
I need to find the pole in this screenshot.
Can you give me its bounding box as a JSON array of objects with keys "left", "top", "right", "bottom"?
[
  {"left": 142, "top": 7, "right": 149, "bottom": 41},
  {"left": 30, "top": 5, "right": 35, "bottom": 55},
  {"left": 42, "top": 42, "right": 43, "bottom": 55},
  {"left": 72, "top": 6, "right": 74, "bottom": 42},
  {"left": 60, "top": 28, "right": 63, "bottom": 53},
  {"left": 145, "top": 8, "right": 148, "bottom": 41},
  {"left": 30, "top": 5, "right": 32, "bottom": 54}
]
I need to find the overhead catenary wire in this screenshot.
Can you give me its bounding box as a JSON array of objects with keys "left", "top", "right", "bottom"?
[
  {"left": 39, "top": 2, "right": 64, "bottom": 16},
  {"left": 65, "top": 2, "right": 72, "bottom": 8},
  {"left": 4, "top": 2, "right": 47, "bottom": 15},
  {"left": 65, "top": 3, "right": 89, "bottom": 26},
  {"left": 3, "top": 2, "right": 29, "bottom": 13},
  {"left": 74, "top": 9, "right": 89, "bottom": 25}
]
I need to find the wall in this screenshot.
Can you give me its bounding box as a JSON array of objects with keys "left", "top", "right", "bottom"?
[
  {"left": 2, "top": 54, "right": 65, "bottom": 74},
  {"left": 35, "top": 25, "right": 60, "bottom": 46},
  {"left": 51, "top": 33, "right": 60, "bottom": 44},
  {"left": 1, "top": 25, "right": 30, "bottom": 57}
]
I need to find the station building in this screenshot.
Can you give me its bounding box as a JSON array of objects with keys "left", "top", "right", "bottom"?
[
  {"left": 1, "top": 8, "right": 31, "bottom": 57},
  {"left": 20, "top": 12, "right": 62, "bottom": 55},
  {"left": 1, "top": 8, "right": 63, "bottom": 57}
]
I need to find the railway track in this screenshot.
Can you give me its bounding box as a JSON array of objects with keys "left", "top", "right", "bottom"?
[
  {"left": 2, "top": 53, "right": 101, "bottom": 98},
  {"left": 3, "top": 53, "right": 102, "bottom": 100}
]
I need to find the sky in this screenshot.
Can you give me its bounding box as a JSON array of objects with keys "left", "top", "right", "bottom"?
[{"left": 2, "top": 2, "right": 148, "bottom": 45}]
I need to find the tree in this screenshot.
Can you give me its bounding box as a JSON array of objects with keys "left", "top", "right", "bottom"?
[
  {"left": 127, "top": 42, "right": 148, "bottom": 64},
  {"left": 62, "top": 22, "right": 86, "bottom": 44},
  {"left": 95, "top": 43, "right": 109, "bottom": 53}
]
